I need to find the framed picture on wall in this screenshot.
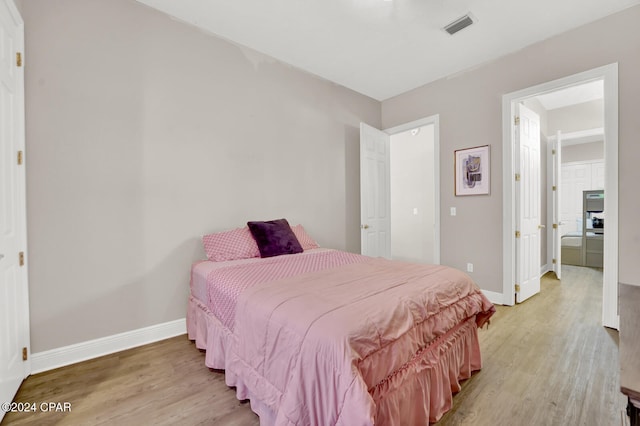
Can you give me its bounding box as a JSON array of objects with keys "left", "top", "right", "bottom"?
[{"left": 455, "top": 145, "right": 490, "bottom": 196}]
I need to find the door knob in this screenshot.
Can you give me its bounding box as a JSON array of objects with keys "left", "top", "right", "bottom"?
[{"left": 361, "top": 224, "right": 369, "bottom": 229}]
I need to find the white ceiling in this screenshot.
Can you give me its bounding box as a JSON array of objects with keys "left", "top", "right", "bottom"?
[
  {"left": 136, "top": 0, "right": 640, "bottom": 101},
  {"left": 535, "top": 80, "right": 603, "bottom": 110}
]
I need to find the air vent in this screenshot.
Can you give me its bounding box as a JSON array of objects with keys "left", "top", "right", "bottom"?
[{"left": 443, "top": 14, "right": 474, "bottom": 35}]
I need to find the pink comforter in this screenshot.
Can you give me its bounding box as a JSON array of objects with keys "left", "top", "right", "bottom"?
[{"left": 225, "top": 257, "right": 494, "bottom": 425}]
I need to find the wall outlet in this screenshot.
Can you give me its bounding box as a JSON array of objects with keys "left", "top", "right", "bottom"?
[
  {"left": 467, "top": 263, "right": 473, "bottom": 272},
  {"left": 450, "top": 207, "right": 457, "bottom": 216}
]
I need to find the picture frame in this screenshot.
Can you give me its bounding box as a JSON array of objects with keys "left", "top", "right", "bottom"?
[{"left": 454, "top": 145, "right": 490, "bottom": 196}]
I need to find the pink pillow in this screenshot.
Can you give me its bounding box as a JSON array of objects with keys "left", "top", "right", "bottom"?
[
  {"left": 202, "top": 227, "right": 260, "bottom": 262},
  {"left": 291, "top": 224, "right": 320, "bottom": 250}
]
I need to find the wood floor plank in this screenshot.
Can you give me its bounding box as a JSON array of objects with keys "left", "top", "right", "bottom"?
[{"left": 2, "top": 265, "right": 628, "bottom": 425}]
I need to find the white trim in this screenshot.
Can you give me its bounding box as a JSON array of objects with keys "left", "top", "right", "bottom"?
[
  {"left": 562, "top": 159, "right": 604, "bottom": 168},
  {"left": 384, "top": 115, "right": 441, "bottom": 264},
  {"left": 502, "top": 63, "right": 619, "bottom": 328},
  {"left": 481, "top": 290, "right": 504, "bottom": 305},
  {"left": 540, "top": 264, "right": 550, "bottom": 277},
  {"left": 547, "top": 127, "right": 604, "bottom": 146},
  {"left": 30, "top": 319, "right": 186, "bottom": 374},
  {"left": 545, "top": 137, "right": 554, "bottom": 276}
]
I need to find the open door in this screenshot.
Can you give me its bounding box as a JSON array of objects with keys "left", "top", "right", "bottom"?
[
  {"left": 515, "top": 104, "right": 541, "bottom": 303},
  {"left": 359, "top": 123, "right": 390, "bottom": 258},
  {"left": 0, "top": 0, "right": 29, "bottom": 418},
  {"left": 551, "top": 131, "right": 562, "bottom": 279}
]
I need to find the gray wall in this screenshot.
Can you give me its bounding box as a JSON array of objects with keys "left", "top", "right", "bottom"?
[
  {"left": 382, "top": 5, "right": 640, "bottom": 292},
  {"left": 562, "top": 141, "right": 604, "bottom": 163},
  {"left": 22, "top": 0, "right": 640, "bottom": 353},
  {"left": 548, "top": 99, "right": 604, "bottom": 135},
  {"left": 22, "top": 0, "right": 380, "bottom": 352}
]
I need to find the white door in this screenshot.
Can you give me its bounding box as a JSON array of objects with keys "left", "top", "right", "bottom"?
[
  {"left": 551, "top": 132, "right": 562, "bottom": 279},
  {"left": 360, "top": 123, "right": 390, "bottom": 258},
  {"left": 0, "top": 0, "right": 29, "bottom": 417},
  {"left": 515, "top": 104, "right": 541, "bottom": 303}
]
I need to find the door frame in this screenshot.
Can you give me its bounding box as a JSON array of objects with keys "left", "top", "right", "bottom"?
[
  {"left": 384, "top": 114, "right": 441, "bottom": 264},
  {"left": 0, "top": 0, "right": 30, "bottom": 412},
  {"left": 549, "top": 131, "right": 562, "bottom": 280},
  {"left": 501, "top": 63, "right": 619, "bottom": 329}
]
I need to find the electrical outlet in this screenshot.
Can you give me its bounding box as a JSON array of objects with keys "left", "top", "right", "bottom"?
[
  {"left": 467, "top": 263, "right": 473, "bottom": 272},
  {"left": 450, "top": 207, "right": 457, "bottom": 216}
]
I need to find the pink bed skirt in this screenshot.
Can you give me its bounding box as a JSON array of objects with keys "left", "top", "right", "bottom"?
[{"left": 187, "top": 295, "right": 483, "bottom": 425}]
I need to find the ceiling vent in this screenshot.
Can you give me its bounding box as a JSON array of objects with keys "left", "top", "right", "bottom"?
[{"left": 443, "top": 14, "right": 474, "bottom": 35}]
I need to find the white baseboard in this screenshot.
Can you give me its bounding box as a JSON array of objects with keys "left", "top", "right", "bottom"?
[
  {"left": 482, "top": 289, "right": 505, "bottom": 305},
  {"left": 540, "top": 264, "right": 550, "bottom": 277},
  {"left": 30, "top": 318, "right": 186, "bottom": 374}
]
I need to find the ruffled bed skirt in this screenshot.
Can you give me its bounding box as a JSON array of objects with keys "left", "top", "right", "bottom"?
[{"left": 187, "top": 295, "right": 483, "bottom": 425}]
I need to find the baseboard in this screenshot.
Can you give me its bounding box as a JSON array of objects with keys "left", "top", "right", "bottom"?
[
  {"left": 540, "top": 264, "right": 550, "bottom": 277},
  {"left": 30, "top": 318, "right": 186, "bottom": 374},
  {"left": 482, "top": 289, "right": 505, "bottom": 305}
]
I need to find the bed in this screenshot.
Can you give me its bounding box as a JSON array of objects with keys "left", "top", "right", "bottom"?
[
  {"left": 561, "top": 231, "right": 600, "bottom": 266},
  {"left": 187, "top": 221, "right": 495, "bottom": 425},
  {"left": 561, "top": 232, "right": 584, "bottom": 266}
]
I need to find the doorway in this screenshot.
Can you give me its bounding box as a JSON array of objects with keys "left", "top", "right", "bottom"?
[
  {"left": 359, "top": 115, "right": 440, "bottom": 264},
  {"left": 390, "top": 123, "right": 437, "bottom": 264},
  {"left": 526, "top": 79, "right": 605, "bottom": 279},
  {"left": 502, "top": 63, "right": 619, "bottom": 329}
]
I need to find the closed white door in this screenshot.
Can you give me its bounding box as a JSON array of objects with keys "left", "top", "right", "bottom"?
[
  {"left": 360, "top": 123, "right": 390, "bottom": 258},
  {"left": 0, "top": 0, "right": 29, "bottom": 417},
  {"left": 552, "top": 132, "right": 562, "bottom": 279},
  {"left": 515, "top": 104, "right": 541, "bottom": 303}
]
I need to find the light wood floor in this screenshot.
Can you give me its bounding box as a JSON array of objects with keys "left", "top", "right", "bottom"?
[{"left": 2, "top": 266, "right": 628, "bottom": 425}]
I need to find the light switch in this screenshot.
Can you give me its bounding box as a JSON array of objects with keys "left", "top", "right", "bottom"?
[
  {"left": 413, "top": 208, "right": 419, "bottom": 215},
  {"left": 450, "top": 207, "right": 457, "bottom": 216}
]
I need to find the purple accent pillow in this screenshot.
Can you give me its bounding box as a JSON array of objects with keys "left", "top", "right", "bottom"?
[{"left": 247, "top": 219, "right": 303, "bottom": 258}]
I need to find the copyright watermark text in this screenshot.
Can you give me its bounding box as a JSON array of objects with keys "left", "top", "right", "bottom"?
[{"left": 1, "top": 401, "right": 72, "bottom": 413}]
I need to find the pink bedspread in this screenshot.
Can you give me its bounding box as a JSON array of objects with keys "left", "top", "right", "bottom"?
[
  {"left": 223, "top": 257, "right": 494, "bottom": 425},
  {"left": 204, "top": 249, "right": 367, "bottom": 329}
]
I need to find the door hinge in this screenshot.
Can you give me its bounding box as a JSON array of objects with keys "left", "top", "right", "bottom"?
[
  {"left": 515, "top": 284, "right": 521, "bottom": 292},
  {"left": 552, "top": 185, "right": 556, "bottom": 191},
  {"left": 514, "top": 116, "right": 520, "bottom": 126},
  {"left": 552, "top": 258, "right": 557, "bottom": 264},
  {"left": 552, "top": 149, "right": 556, "bottom": 155},
  {"left": 515, "top": 173, "right": 521, "bottom": 181},
  {"left": 515, "top": 231, "right": 521, "bottom": 238},
  {"left": 16, "top": 52, "right": 22, "bottom": 67},
  {"left": 18, "top": 150, "right": 23, "bottom": 165},
  {"left": 22, "top": 347, "right": 28, "bottom": 361},
  {"left": 19, "top": 251, "right": 24, "bottom": 266},
  {"left": 552, "top": 223, "right": 558, "bottom": 229}
]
